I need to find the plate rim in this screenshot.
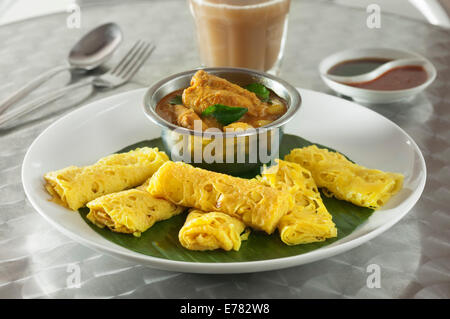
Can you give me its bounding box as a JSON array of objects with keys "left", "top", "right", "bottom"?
[{"left": 22, "top": 88, "right": 427, "bottom": 274}]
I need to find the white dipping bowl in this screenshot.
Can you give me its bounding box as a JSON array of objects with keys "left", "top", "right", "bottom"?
[{"left": 319, "top": 48, "right": 436, "bottom": 104}]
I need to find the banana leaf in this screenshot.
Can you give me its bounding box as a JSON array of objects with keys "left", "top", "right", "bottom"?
[{"left": 79, "top": 134, "right": 373, "bottom": 262}]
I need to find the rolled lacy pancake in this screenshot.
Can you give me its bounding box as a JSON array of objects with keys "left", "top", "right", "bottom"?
[
  {"left": 285, "top": 145, "right": 404, "bottom": 209},
  {"left": 44, "top": 147, "right": 169, "bottom": 210},
  {"left": 86, "top": 180, "right": 184, "bottom": 237},
  {"left": 258, "top": 160, "right": 337, "bottom": 245},
  {"left": 179, "top": 209, "right": 248, "bottom": 251},
  {"left": 148, "top": 161, "right": 293, "bottom": 234}
]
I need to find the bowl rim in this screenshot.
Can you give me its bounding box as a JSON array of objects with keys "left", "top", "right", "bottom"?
[
  {"left": 142, "top": 67, "right": 302, "bottom": 138},
  {"left": 318, "top": 47, "right": 437, "bottom": 95}
]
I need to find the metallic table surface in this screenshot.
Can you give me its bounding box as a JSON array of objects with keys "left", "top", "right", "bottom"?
[{"left": 0, "top": 0, "right": 448, "bottom": 299}]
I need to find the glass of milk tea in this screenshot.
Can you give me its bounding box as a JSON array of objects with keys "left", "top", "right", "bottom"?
[{"left": 189, "top": 0, "right": 291, "bottom": 75}]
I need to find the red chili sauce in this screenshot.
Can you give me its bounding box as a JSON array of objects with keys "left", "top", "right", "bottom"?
[
  {"left": 328, "top": 58, "right": 428, "bottom": 91},
  {"left": 328, "top": 58, "right": 391, "bottom": 76},
  {"left": 345, "top": 66, "right": 428, "bottom": 90}
]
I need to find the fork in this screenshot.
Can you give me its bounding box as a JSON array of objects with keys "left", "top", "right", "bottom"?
[{"left": 0, "top": 40, "right": 155, "bottom": 126}]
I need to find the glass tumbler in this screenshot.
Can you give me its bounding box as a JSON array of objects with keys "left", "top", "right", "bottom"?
[{"left": 189, "top": 0, "right": 291, "bottom": 75}]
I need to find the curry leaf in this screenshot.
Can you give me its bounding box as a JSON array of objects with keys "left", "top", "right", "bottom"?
[
  {"left": 169, "top": 95, "right": 183, "bottom": 105},
  {"left": 201, "top": 104, "right": 248, "bottom": 126},
  {"left": 245, "top": 83, "right": 270, "bottom": 102}
]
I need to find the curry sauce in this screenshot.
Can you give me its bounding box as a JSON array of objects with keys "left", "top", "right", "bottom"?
[{"left": 155, "top": 70, "right": 287, "bottom": 131}]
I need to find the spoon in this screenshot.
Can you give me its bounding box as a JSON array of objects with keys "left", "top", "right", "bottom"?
[
  {"left": 0, "top": 22, "right": 123, "bottom": 115},
  {"left": 325, "top": 58, "right": 427, "bottom": 84}
]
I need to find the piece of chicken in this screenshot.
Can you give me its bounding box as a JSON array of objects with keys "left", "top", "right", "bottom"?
[
  {"left": 182, "top": 70, "right": 268, "bottom": 117},
  {"left": 173, "top": 104, "right": 208, "bottom": 131}
]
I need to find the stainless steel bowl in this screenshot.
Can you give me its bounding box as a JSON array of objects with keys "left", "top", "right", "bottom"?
[{"left": 143, "top": 67, "right": 301, "bottom": 174}]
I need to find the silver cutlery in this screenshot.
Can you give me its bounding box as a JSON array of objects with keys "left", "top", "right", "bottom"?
[
  {"left": 0, "top": 23, "right": 122, "bottom": 115},
  {"left": 0, "top": 40, "right": 155, "bottom": 126}
]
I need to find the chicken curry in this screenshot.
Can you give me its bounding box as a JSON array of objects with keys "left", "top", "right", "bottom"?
[{"left": 155, "top": 70, "right": 288, "bottom": 132}]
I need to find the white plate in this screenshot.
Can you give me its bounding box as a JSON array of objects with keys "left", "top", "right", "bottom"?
[
  {"left": 319, "top": 48, "right": 436, "bottom": 104},
  {"left": 22, "top": 88, "right": 426, "bottom": 274}
]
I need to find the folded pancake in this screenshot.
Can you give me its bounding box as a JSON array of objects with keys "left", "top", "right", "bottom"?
[
  {"left": 179, "top": 209, "right": 248, "bottom": 251},
  {"left": 44, "top": 147, "right": 169, "bottom": 210},
  {"left": 182, "top": 70, "right": 268, "bottom": 117},
  {"left": 258, "top": 160, "right": 337, "bottom": 245},
  {"left": 86, "top": 180, "right": 184, "bottom": 237},
  {"left": 285, "top": 145, "right": 404, "bottom": 209},
  {"left": 148, "top": 161, "right": 293, "bottom": 234}
]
